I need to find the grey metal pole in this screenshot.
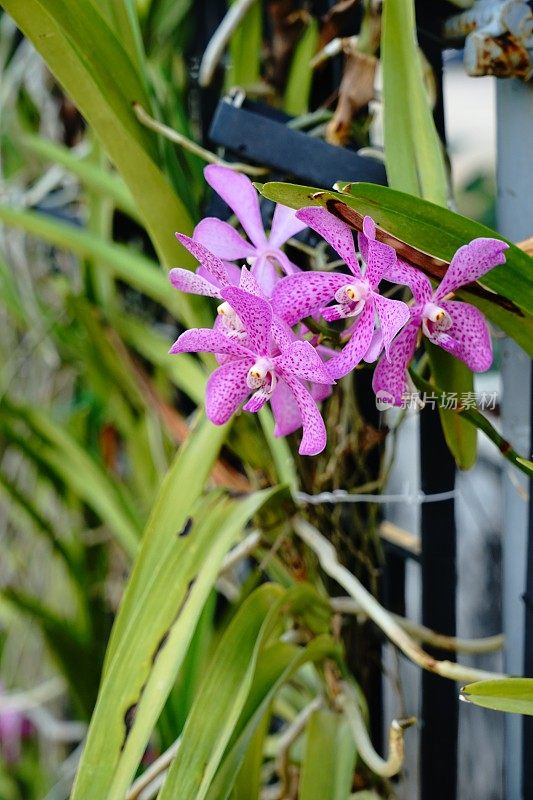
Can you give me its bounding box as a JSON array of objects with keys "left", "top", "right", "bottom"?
[{"left": 496, "top": 77, "right": 533, "bottom": 800}]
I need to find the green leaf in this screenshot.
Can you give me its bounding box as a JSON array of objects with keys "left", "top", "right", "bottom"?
[
  {"left": 2, "top": 0, "right": 199, "bottom": 282},
  {"left": 20, "top": 134, "right": 140, "bottom": 221},
  {"left": 227, "top": 0, "right": 262, "bottom": 88},
  {"left": 103, "top": 414, "right": 230, "bottom": 667},
  {"left": 381, "top": 0, "right": 448, "bottom": 204},
  {"left": 1, "top": 588, "right": 99, "bottom": 718},
  {"left": 409, "top": 367, "right": 533, "bottom": 478},
  {"left": 207, "top": 635, "right": 340, "bottom": 800},
  {"left": 426, "top": 342, "right": 477, "bottom": 470},
  {"left": 0, "top": 204, "right": 211, "bottom": 328},
  {"left": 0, "top": 471, "right": 81, "bottom": 580},
  {"left": 158, "top": 583, "right": 284, "bottom": 800},
  {"left": 160, "top": 584, "right": 338, "bottom": 800},
  {"left": 299, "top": 707, "right": 357, "bottom": 800},
  {"left": 1, "top": 397, "right": 141, "bottom": 557},
  {"left": 460, "top": 678, "right": 533, "bottom": 716},
  {"left": 284, "top": 18, "right": 319, "bottom": 117},
  {"left": 258, "top": 182, "right": 533, "bottom": 356},
  {"left": 72, "top": 486, "right": 285, "bottom": 800}
]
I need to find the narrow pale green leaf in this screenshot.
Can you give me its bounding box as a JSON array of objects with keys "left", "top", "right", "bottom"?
[
  {"left": 232, "top": 710, "right": 269, "bottom": 800},
  {"left": 381, "top": 0, "right": 448, "bottom": 204},
  {"left": 284, "top": 19, "right": 319, "bottom": 117},
  {"left": 207, "top": 634, "right": 341, "bottom": 800},
  {"left": 109, "top": 491, "right": 284, "bottom": 799},
  {"left": 73, "top": 488, "right": 285, "bottom": 800},
  {"left": 299, "top": 708, "right": 357, "bottom": 800},
  {"left": 461, "top": 678, "right": 533, "bottom": 716},
  {"left": 0, "top": 205, "right": 211, "bottom": 328},
  {"left": 1, "top": 398, "right": 141, "bottom": 556},
  {"left": 158, "top": 584, "right": 284, "bottom": 800},
  {"left": 227, "top": 0, "right": 262, "bottom": 88},
  {"left": 160, "top": 584, "right": 338, "bottom": 800},
  {"left": 2, "top": 0, "right": 198, "bottom": 280},
  {"left": 426, "top": 342, "right": 477, "bottom": 469},
  {"left": 103, "top": 414, "right": 230, "bottom": 668},
  {"left": 20, "top": 134, "right": 140, "bottom": 221}
]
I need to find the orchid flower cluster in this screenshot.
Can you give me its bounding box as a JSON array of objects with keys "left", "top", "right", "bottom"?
[{"left": 169, "top": 165, "right": 508, "bottom": 456}]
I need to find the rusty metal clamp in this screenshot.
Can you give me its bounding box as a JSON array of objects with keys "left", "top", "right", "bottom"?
[{"left": 444, "top": 0, "right": 533, "bottom": 80}]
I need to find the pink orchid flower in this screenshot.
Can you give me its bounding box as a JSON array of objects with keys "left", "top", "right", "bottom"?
[
  {"left": 271, "top": 208, "right": 410, "bottom": 379},
  {"left": 372, "top": 238, "right": 509, "bottom": 406},
  {"left": 193, "top": 165, "right": 306, "bottom": 296},
  {"left": 169, "top": 287, "right": 334, "bottom": 455},
  {"left": 0, "top": 684, "right": 32, "bottom": 764},
  {"left": 169, "top": 234, "right": 297, "bottom": 345}
]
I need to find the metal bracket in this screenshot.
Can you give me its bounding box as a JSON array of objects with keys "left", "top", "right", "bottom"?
[
  {"left": 208, "top": 94, "right": 387, "bottom": 189},
  {"left": 445, "top": 0, "right": 533, "bottom": 80}
]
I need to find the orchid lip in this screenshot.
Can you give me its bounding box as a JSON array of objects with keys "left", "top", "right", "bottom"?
[
  {"left": 246, "top": 357, "right": 276, "bottom": 390},
  {"left": 217, "top": 301, "right": 246, "bottom": 338},
  {"left": 335, "top": 281, "right": 369, "bottom": 305},
  {"left": 421, "top": 302, "right": 452, "bottom": 338}
]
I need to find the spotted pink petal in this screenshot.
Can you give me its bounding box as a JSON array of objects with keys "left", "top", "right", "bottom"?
[
  {"left": 326, "top": 300, "right": 376, "bottom": 379},
  {"left": 197, "top": 262, "right": 241, "bottom": 288},
  {"left": 296, "top": 207, "right": 361, "bottom": 278},
  {"left": 372, "top": 319, "right": 420, "bottom": 406},
  {"left": 372, "top": 294, "right": 411, "bottom": 358},
  {"left": 205, "top": 359, "right": 253, "bottom": 424},
  {"left": 385, "top": 259, "right": 432, "bottom": 304},
  {"left": 220, "top": 286, "right": 272, "bottom": 356},
  {"left": 271, "top": 378, "right": 302, "bottom": 436},
  {"left": 364, "top": 238, "right": 397, "bottom": 289},
  {"left": 434, "top": 238, "right": 509, "bottom": 301},
  {"left": 271, "top": 317, "right": 297, "bottom": 352},
  {"left": 168, "top": 268, "right": 221, "bottom": 298},
  {"left": 193, "top": 217, "right": 255, "bottom": 260},
  {"left": 169, "top": 327, "right": 250, "bottom": 359},
  {"left": 175, "top": 234, "right": 229, "bottom": 286},
  {"left": 357, "top": 215, "right": 376, "bottom": 265},
  {"left": 283, "top": 374, "right": 327, "bottom": 455},
  {"left": 271, "top": 271, "right": 348, "bottom": 326},
  {"left": 275, "top": 340, "right": 334, "bottom": 384},
  {"left": 238, "top": 266, "right": 263, "bottom": 297},
  {"left": 430, "top": 300, "right": 493, "bottom": 372},
  {"left": 204, "top": 164, "right": 267, "bottom": 248}
]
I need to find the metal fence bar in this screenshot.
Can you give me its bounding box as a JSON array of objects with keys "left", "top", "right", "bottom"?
[
  {"left": 495, "top": 76, "right": 533, "bottom": 800},
  {"left": 419, "top": 406, "right": 458, "bottom": 800}
]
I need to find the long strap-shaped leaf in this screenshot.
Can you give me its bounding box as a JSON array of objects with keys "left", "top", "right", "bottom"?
[
  {"left": 158, "top": 585, "right": 339, "bottom": 800},
  {"left": 206, "top": 633, "right": 341, "bottom": 800},
  {"left": 1, "top": 398, "right": 141, "bottom": 557},
  {"left": 103, "top": 415, "right": 230, "bottom": 666},
  {"left": 0, "top": 205, "right": 211, "bottom": 329},
  {"left": 71, "top": 486, "right": 284, "bottom": 800},
  {"left": 1, "top": 0, "right": 199, "bottom": 290},
  {"left": 298, "top": 707, "right": 357, "bottom": 800},
  {"left": 381, "top": 0, "right": 448, "bottom": 204}
]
